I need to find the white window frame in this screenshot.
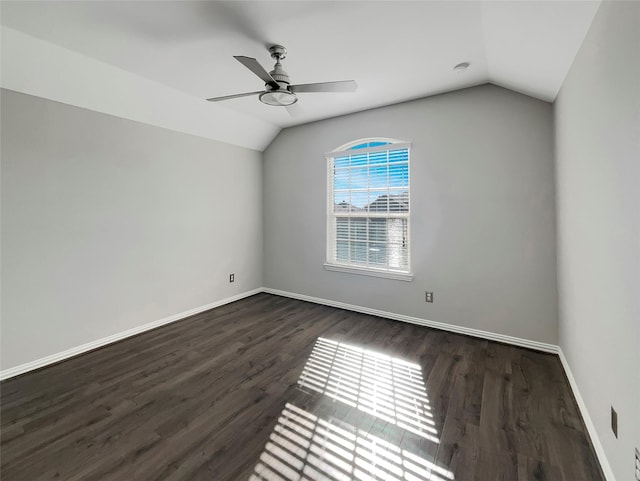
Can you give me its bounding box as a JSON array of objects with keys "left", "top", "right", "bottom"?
[{"left": 325, "top": 138, "right": 412, "bottom": 281}]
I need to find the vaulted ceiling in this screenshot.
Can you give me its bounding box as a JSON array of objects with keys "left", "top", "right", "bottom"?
[{"left": 1, "top": 1, "right": 601, "bottom": 151}]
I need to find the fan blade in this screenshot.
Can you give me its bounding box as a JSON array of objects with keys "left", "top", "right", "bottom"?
[
  {"left": 234, "top": 56, "right": 279, "bottom": 89},
  {"left": 206, "top": 91, "right": 263, "bottom": 102},
  {"left": 290, "top": 80, "right": 357, "bottom": 93}
]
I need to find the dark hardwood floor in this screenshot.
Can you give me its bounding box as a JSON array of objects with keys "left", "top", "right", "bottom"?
[{"left": 1, "top": 293, "right": 604, "bottom": 481}]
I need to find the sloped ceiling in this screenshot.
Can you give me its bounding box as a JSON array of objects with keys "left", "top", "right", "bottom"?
[{"left": 1, "top": 1, "right": 600, "bottom": 151}]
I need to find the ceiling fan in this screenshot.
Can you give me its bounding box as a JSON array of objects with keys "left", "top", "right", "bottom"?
[{"left": 206, "top": 45, "right": 357, "bottom": 107}]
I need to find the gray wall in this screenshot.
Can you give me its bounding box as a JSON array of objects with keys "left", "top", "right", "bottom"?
[
  {"left": 554, "top": 1, "right": 640, "bottom": 479},
  {"left": 1, "top": 89, "right": 263, "bottom": 371},
  {"left": 263, "top": 84, "right": 559, "bottom": 344}
]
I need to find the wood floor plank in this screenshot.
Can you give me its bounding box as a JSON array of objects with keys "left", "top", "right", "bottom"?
[{"left": 1, "top": 293, "right": 605, "bottom": 481}]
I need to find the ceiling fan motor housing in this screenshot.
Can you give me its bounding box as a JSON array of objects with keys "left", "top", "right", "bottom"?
[
  {"left": 261, "top": 44, "right": 297, "bottom": 105},
  {"left": 268, "top": 66, "right": 291, "bottom": 89},
  {"left": 267, "top": 45, "right": 291, "bottom": 89},
  {"left": 267, "top": 45, "right": 291, "bottom": 90}
]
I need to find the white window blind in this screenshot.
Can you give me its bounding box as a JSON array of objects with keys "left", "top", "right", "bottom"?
[{"left": 326, "top": 139, "right": 411, "bottom": 279}]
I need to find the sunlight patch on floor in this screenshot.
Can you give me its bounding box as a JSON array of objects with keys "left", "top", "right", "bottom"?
[
  {"left": 248, "top": 403, "right": 454, "bottom": 481},
  {"left": 298, "top": 338, "right": 438, "bottom": 443}
]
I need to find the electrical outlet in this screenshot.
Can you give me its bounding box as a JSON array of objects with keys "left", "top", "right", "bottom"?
[
  {"left": 229, "top": 273, "right": 235, "bottom": 283},
  {"left": 425, "top": 291, "right": 433, "bottom": 303},
  {"left": 634, "top": 447, "right": 639, "bottom": 481},
  {"left": 611, "top": 406, "right": 618, "bottom": 438}
]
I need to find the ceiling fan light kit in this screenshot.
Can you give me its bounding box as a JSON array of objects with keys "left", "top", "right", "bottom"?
[
  {"left": 259, "top": 90, "right": 298, "bottom": 106},
  {"left": 206, "top": 44, "right": 357, "bottom": 107}
]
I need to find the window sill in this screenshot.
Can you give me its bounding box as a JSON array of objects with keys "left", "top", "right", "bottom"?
[{"left": 324, "top": 263, "right": 413, "bottom": 281}]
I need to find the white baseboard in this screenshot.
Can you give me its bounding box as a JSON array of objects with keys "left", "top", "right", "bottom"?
[
  {"left": 0, "top": 286, "right": 614, "bottom": 480},
  {"left": 0, "top": 287, "right": 557, "bottom": 381},
  {"left": 558, "top": 349, "right": 616, "bottom": 481},
  {"left": 0, "top": 288, "right": 263, "bottom": 381},
  {"left": 262, "top": 287, "right": 559, "bottom": 354}
]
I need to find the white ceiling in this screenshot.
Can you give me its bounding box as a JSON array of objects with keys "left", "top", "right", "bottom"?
[{"left": 1, "top": 1, "right": 601, "bottom": 150}]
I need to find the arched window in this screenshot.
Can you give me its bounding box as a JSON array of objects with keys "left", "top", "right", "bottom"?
[{"left": 325, "top": 138, "right": 411, "bottom": 279}]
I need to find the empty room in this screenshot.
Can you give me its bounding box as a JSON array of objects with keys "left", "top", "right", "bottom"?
[{"left": 1, "top": 1, "right": 638, "bottom": 480}]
